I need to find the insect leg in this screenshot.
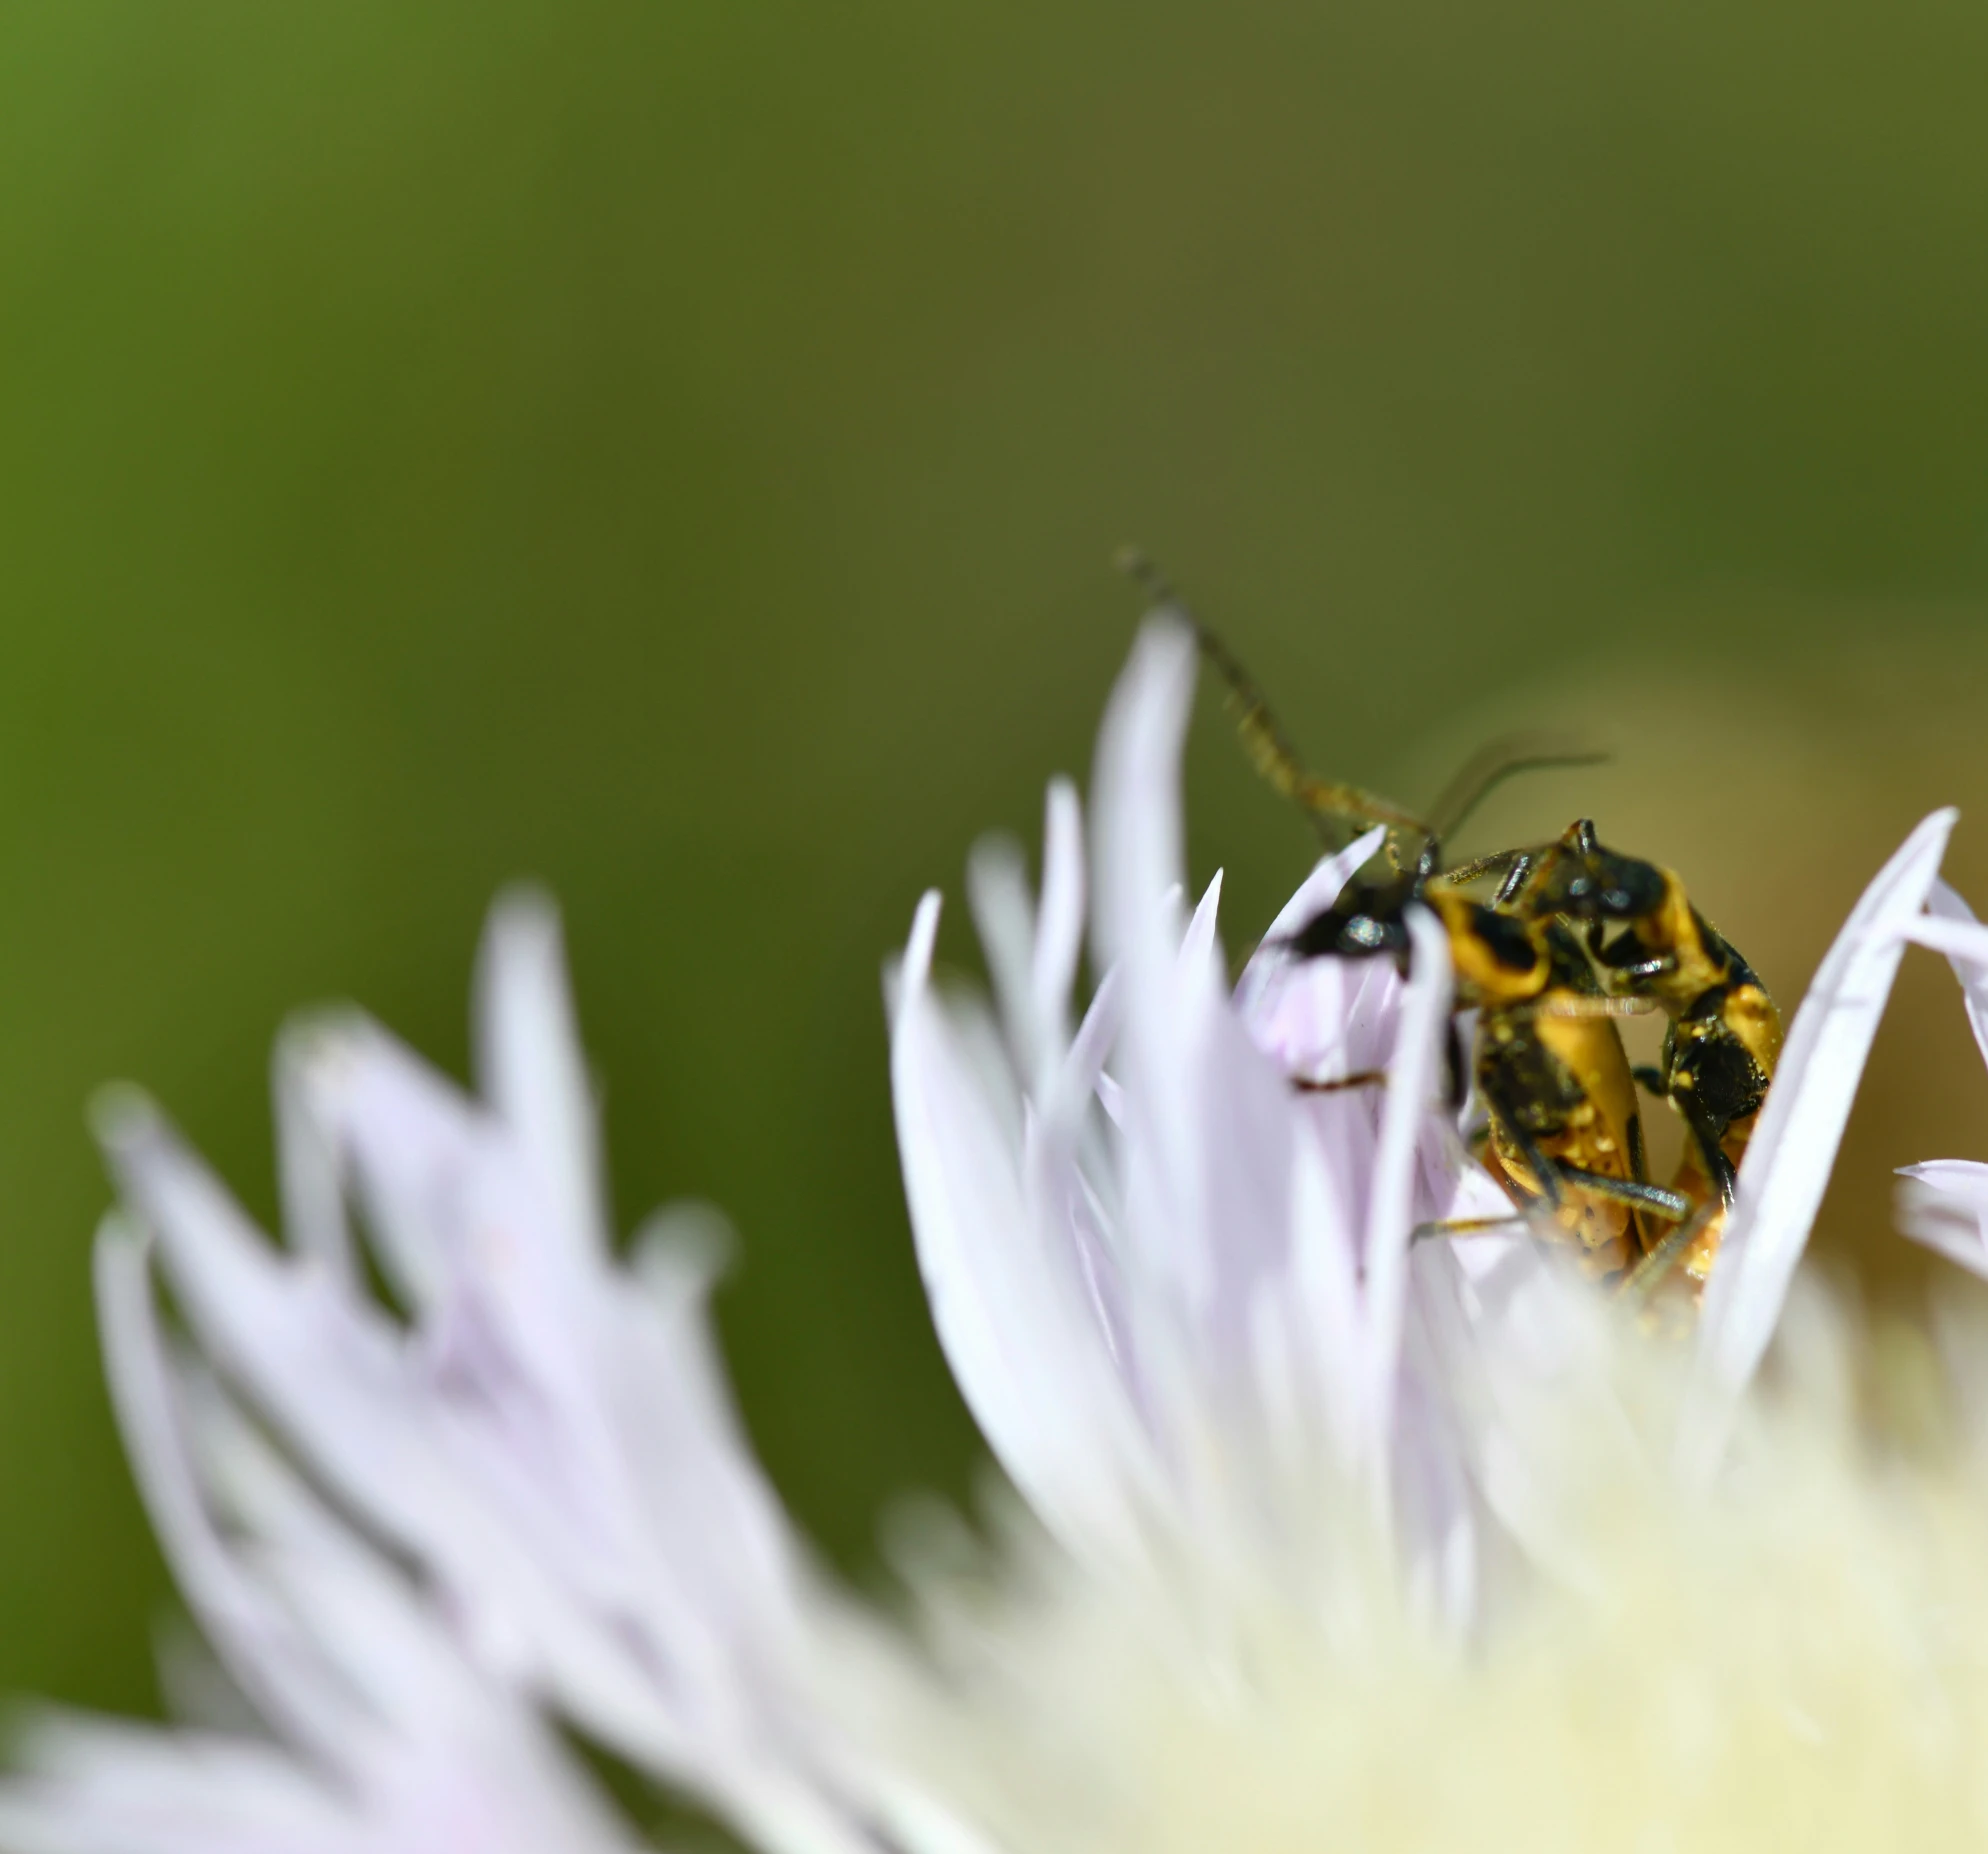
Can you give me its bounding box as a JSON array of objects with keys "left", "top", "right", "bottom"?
[
  {"left": 1473, "top": 1068, "right": 1559, "bottom": 1196},
  {"left": 1495, "top": 849, "right": 1541, "bottom": 908},
  {"left": 1589, "top": 924, "right": 1679, "bottom": 986},
  {"left": 1411, "top": 1213, "right": 1534, "bottom": 1242},
  {"left": 1436, "top": 845, "right": 1528, "bottom": 889},
  {"left": 1443, "top": 1015, "right": 1468, "bottom": 1114},
  {"left": 1626, "top": 1112, "right": 1651, "bottom": 1248},
  {"left": 1291, "top": 1070, "right": 1388, "bottom": 1094},
  {"left": 1528, "top": 994, "right": 1660, "bottom": 1021},
  {"left": 1675, "top": 1090, "right": 1740, "bottom": 1208},
  {"left": 1292, "top": 1031, "right": 1466, "bottom": 1108},
  {"left": 1617, "top": 1199, "right": 1720, "bottom": 1304},
  {"left": 1550, "top": 1167, "right": 1692, "bottom": 1222}
]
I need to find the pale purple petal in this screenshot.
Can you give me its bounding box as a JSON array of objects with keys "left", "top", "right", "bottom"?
[
  {"left": 1284, "top": 1120, "right": 1367, "bottom": 1464},
  {"left": 274, "top": 1030, "right": 358, "bottom": 1287},
  {"left": 1897, "top": 884, "right": 1988, "bottom": 1069},
  {"left": 1888, "top": 884, "right": 1988, "bottom": 1278},
  {"left": 965, "top": 838, "right": 1042, "bottom": 1081},
  {"left": 1089, "top": 615, "right": 1196, "bottom": 985},
  {"left": 1089, "top": 622, "right": 1305, "bottom": 1406},
  {"left": 1179, "top": 869, "right": 1225, "bottom": 984},
  {"left": 1363, "top": 905, "right": 1456, "bottom": 1482},
  {"left": 0, "top": 1723, "right": 371, "bottom": 1854},
  {"left": 963, "top": 784, "right": 1088, "bottom": 1101},
  {"left": 474, "top": 891, "right": 611, "bottom": 1266},
  {"left": 1897, "top": 1160, "right": 1988, "bottom": 1278},
  {"left": 1686, "top": 808, "right": 1958, "bottom": 1475},
  {"left": 889, "top": 891, "right": 1162, "bottom": 1575},
  {"left": 1390, "top": 1307, "right": 1479, "bottom": 1630},
  {"left": 1031, "top": 778, "right": 1086, "bottom": 1051}
]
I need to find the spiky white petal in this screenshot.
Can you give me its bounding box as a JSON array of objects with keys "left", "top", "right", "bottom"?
[{"left": 1681, "top": 806, "right": 1958, "bottom": 1477}]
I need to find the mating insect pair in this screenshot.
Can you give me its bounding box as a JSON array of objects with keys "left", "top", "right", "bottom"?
[
  {"left": 1134, "top": 559, "right": 1783, "bottom": 1296},
  {"left": 1293, "top": 818, "right": 1781, "bottom": 1295}
]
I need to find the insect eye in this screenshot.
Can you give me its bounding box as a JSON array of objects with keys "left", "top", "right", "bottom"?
[{"left": 1343, "top": 916, "right": 1389, "bottom": 950}]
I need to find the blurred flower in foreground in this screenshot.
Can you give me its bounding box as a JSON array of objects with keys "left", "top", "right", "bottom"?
[{"left": 4, "top": 619, "right": 1987, "bottom": 1852}]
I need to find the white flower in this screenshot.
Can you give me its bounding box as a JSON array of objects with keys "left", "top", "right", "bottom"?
[
  {"left": 5, "top": 910, "right": 965, "bottom": 1854},
  {"left": 893, "top": 616, "right": 1957, "bottom": 1588},
  {"left": 1, "top": 617, "right": 1978, "bottom": 1852}
]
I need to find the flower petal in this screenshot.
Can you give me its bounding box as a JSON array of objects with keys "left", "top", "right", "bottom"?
[
  {"left": 1032, "top": 777, "right": 1087, "bottom": 1051},
  {"left": 890, "top": 890, "right": 1161, "bottom": 1575},
  {"left": 1887, "top": 881, "right": 1988, "bottom": 1278},
  {"left": 1364, "top": 905, "right": 1455, "bottom": 1480},
  {"left": 1896, "top": 1160, "right": 1988, "bottom": 1277},
  {"left": 474, "top": 890, "right": 610, "bottom": 1266},
  {"left": 1087, "top": 620, "right": 1307, "bottom": 1408},
  {"left": 1896, "top": 880, "right": 1988, "bottom": 1069},
  {"left": 1685, "top": 807, "right": 1958, "bottom": 1475}
]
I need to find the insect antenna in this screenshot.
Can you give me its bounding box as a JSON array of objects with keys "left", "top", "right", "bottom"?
[
  {"left": 1425, "top": 732, "right": 1610, "bottom": 846},
  {"left": 1116, "top": 547, "right": 1429, "bottom": 854}
]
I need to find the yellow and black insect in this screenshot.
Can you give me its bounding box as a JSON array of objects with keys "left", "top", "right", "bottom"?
[
  {"left": 1466, "top": 818, "right": 1785, "bottom": 1285},
  {"left": 1117, "top": 554, "right": 1701, "bottom": 1281},
  {"left": 1288, "top": 869, "right": 1691, "bottom": 1279}
]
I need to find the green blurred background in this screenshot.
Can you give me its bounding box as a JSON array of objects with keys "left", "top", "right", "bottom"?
[{"left": 6, "top": 0, "right": 1988, "bottom": 1715}]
